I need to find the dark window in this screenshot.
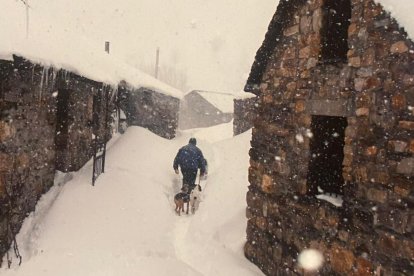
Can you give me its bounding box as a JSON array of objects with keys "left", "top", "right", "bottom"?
[
  {"left": 141, "top": 91, "right": 152, "bottom": 106},
  {"left": 307, "top": 116, "right": 347, "bottom": 196},
  {"left": 56, "top": 89, "right": 70, "bottom": 140},
  {"left": 320, "top": 0, "right": 351, "bottom": 63},
  {"left": 93, "top": 93, "right": 102, "bottom": 135}
]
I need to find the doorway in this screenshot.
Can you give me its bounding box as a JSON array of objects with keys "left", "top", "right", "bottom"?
[{"left": 307, "top": 116, "right": 347, "bottom": 195}]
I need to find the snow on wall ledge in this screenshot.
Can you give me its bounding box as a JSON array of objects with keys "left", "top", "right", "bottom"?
[
  {"left": 375, "top": 0, "right": 414, "bottom": 39},
  {"left": 234, "top": 91, "right": 257, "bottom": 100}
]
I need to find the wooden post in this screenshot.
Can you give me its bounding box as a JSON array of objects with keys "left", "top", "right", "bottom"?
[
  {"left": 117, "top": 93, "right": 121, "bottom": 133},
  {"left": 25, "top": 0, "right": 29, "bottom": 39},
  {"left": 105, "top": 41, "right": 110, "bottom": 54},
  {"left": 155, "top": 47, "right": 160, "bottom": 79},
  {"left": 102, "top": 88, "right": 109, "bottom": 173},
  {"left": 92, "top": 140, "right": 97, "bottom": 186}
]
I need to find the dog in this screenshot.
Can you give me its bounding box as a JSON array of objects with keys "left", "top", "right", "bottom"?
[
  {"left": 174, "top": 184, "right": 203, "bottom": 215},
  {"left": 189, "top": 184, "right": 202, "bottom": 214},
  {"left": 174, "top": 187, "right": 190, "bottom": 215}
]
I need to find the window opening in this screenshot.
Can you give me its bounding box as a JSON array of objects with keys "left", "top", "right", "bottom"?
[
  {"left": 92, "top": 93, "right": 102, "bottom": 135},
  {"left": 320, "top": 0, "right": 351, "bottom": 63},
  {"left": 307, "top": 116, "right": 347, "bottom": 198},
  {"left": 55, "top": 89, "right": 70, "bottom": 147}
]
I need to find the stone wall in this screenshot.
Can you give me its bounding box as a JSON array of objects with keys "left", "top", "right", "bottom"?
[
  {"left": 120, "top": 85, "right": 180, "bottom": 139},
  {"left": 0, "top": 56, "right": 114, "bottom": 265},
  {"left": 55, "top": 72, "right": 112, "bottom": 172},
  {"left": 0, "top": 56, "right": 57, "bottom": 265},
  {"left": 0, "top": 55, "right": 179, "bottom": 264},
  {"left": 245, "top": 0, "right": 414, "bottom": 275},
  {"left": 233, "top": 96, "right": 257, "bottom": 136}
]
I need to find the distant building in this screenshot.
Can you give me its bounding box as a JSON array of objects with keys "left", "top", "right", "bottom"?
[
  {"left": 118, "top": 84, "right": 180, "bottom": 139},
  {"left": 179, "top": 90, "right": 234, "bottom": 130}
]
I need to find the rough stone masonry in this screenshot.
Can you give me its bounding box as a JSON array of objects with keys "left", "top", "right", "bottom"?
[
  {"left": 0, "top": 55, "right": 180, "bottom": 265},
  {"left": 245, "top": 0, "right": 414, "bottom": 275}
]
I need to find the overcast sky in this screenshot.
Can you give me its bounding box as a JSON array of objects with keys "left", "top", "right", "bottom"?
[{"left": 2, "top": 0, "right": 278, "bottom": 92}]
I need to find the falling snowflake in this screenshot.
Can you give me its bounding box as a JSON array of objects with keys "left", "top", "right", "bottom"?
[
  {"left": 305, "top": 129, "right": 313, "bottom": 138},
  {"left": 298, "top": 249, "right": 324, "bottom": 271},
  {"left": 190, "top": 19, "right": 198, "bottom": 29},
  {"left": 295, "top": 134, "right": 304, "bottom": 143}
]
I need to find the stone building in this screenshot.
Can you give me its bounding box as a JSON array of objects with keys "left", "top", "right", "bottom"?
[
  {"left": 55, "top": 71, "right": 112, "bottom": 172},
  {"left": 244, "top": 0, "right": 414, "bottom": 275},
  {"left": 0, "top": 56, "right": 59, "bottom": 265},
  {"left": 179, "top": 90, "right": 234, "bottom": 130},
  {"left": 0, "top": 54, "right": 180, "bottom": 264},
  {"left": 118, "top": 83, "right": 180, "bottom": 139},
  {"left": 0, "top": 56, "right": 113, "bottom": 265},
  {"left": 233, "top": 92, "right": 258, "bottom": 136}
]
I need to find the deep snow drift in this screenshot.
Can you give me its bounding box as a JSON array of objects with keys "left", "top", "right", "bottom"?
[{"left": 1, "top": 122, "right": 263, "bottom": 276}]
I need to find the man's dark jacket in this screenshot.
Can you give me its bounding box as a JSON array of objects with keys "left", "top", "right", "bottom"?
[{"left": 173, "top": 144, "right": 206, "bottom": 174}]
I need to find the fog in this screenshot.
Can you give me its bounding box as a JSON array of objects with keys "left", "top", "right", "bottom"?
[{"left": 3, "top": 0, "right": 278, "bottom": 92}]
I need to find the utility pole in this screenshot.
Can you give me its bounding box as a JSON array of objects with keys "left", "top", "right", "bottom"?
[
  {"left": 25, "top": 0, "right": 29, "bottom": 39},
  {"left": 155, "top": 47, "right": 160, "bottom": 79}
]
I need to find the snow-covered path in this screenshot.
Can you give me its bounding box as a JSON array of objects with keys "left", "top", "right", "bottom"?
[{"left": 1, "top": 123, "right": 263, "bottom": 276}]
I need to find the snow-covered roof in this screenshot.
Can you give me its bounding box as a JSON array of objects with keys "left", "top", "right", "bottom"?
[
  {"left": 234, "top": 91, "right": 257, "bottom": 100},
  {"left": 0, "top": 40, "right": 183, "bottom": 99},
  {"left": 0, "top": 2, "right": 183, "bottom": 99},
  {"left": 375, "top": 0, "right": 414, "bottom": 39},
  {"left": 193, "top": 90, "right": 235, "bottom": 113}
]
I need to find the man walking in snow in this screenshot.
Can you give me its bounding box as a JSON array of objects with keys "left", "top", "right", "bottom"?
[{"left": 173, "top": 138, "right": 206, "bottom": 192}]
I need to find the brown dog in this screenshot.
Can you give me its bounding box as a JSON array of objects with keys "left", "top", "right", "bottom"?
[{"left": 174, "top": 188, "right": 190, "bottom": 215}]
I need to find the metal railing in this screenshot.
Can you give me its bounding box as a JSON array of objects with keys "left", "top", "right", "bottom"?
[{"left": 92, "top": 141, "right": 106, "bottom": 186}]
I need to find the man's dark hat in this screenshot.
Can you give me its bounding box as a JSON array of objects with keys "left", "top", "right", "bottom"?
[{"left": 189, "top": 138, "right": 197, "bottom": 145}]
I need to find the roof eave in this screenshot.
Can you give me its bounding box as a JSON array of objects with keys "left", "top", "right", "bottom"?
[{"left": 244, "top": 0, "right": 307, "bottom": 93}]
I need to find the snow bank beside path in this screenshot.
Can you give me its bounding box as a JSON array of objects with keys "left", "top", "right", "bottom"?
[
  {"left": 172, "top": 129, "right": 261, "bottom": 275},
  {"left": 180, "top": 120, "right": 234, "bottom": 144},
  {"left": 2, "top": 125, "right": 261, "bottom": 275}
]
